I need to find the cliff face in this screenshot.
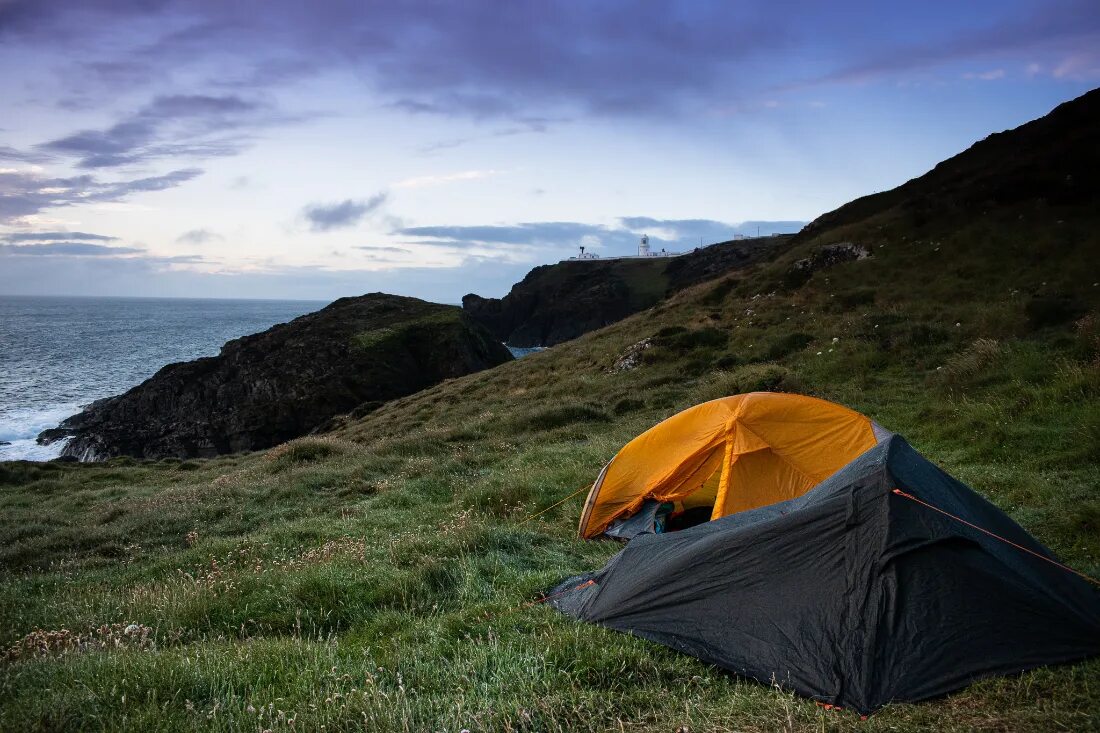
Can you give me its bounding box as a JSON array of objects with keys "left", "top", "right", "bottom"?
[
  {"left": 40, "top": 294, "right": 512, "bottom": 460},
  {"left": 463, "top": 236, "right": 793, "bottom": 347}
]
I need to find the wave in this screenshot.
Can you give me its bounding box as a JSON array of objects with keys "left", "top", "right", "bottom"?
[{"left": 0, "top": 403, "right": 78, "bottom": 461}]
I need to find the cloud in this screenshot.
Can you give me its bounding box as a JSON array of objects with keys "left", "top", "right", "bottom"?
[
  {"left": 393, "top": 170, "right": 498, "bottom": 189},
  {"left": 176, "top": 228, "right": 222, "bottom": 244},
  {"left": 618, "top": 217, "right": 805, "bottom": 240},
  {"left": 0, "top": 2, "right": 794, "bottom": 126},
  {"left": 3, "top": 0, "right": 1099, "bottom": 141},
  {"left": 158, "top": 254, "right": 208, "bottom": 263},
  {"left": 37, "top": 94, "right": 286, "bottom": 168},
  {"left": 962, "top": 69, "right": 1006, "bottom": 80},
  {"left": 394, "top": 218, "right": 806, "bottom": 257},
  {"left": 0, "top": 241, "right": 143, "bottom": 256},
  {"left": 302, "top": 193, "right": 387, "bottom": 232},
  {"left": 355, "top": 245, "right": 412, "bottom": 254},
  {"left": 789, "top": 0, "right": 1100, "bottom": 90},
  {"left": 0, "top": 248, "right": 534, "bottom": 303},
  {"left": 1052, "top": 50, "right": 1100, "bottom": 79},
  {"left": 0, "top": 145, "right": 53, "bottom": 164},
  {"left": 396, "top": 222, "right": 619, "bottom": 247},
  {"left": 2, "top": 230, "right": 117, "bottom": 242},
  {"left": 0, "top": 167, "right": 202, "bottom": 223}
]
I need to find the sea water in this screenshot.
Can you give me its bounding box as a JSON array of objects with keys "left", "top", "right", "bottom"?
[{"left": 0, "top": 296, "right": 325, "bottom": 461}]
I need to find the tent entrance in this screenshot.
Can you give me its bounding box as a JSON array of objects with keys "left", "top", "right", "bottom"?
[
  {"left": 666, "top": 506, "right": 714, "bottom": 531},
  {"left": 605, "top": 448, "right": 724, "bottom": 540}
]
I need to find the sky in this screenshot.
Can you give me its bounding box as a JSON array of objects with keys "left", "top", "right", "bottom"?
[{"left": 0, "top": 1, "right": 1097, "bottom": 302}]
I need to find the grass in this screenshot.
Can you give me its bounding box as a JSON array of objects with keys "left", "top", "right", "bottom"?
[{"left": 2, "top": 199, "right": 1099, "bottom": 730}]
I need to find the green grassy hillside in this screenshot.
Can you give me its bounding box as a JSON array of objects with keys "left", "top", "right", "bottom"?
[{"left": 2, "top": 91, "right": 1099, "bottom": 731}]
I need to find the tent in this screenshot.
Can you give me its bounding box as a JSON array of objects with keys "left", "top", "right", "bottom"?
[
  {"left": 551, "top": 433, "right": 1100, "bottom": 713},
  {"left": 578, "top": 392, "right": 891, "bottom": 539}
]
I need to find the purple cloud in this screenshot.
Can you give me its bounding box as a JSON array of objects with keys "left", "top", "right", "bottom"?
[
  {"left": 3, "top": 1, "right": 1095, "bottom": 155},
  {"left": 303, "top": 194, "right": 387, "bottom": 232},
  {"left": 0, "top": 242, "right": 143, "bottom": 256},
  {"left": 394, "top": 218, "right": 805, "bottom": 254},
  {"left": 0, "top": 145, "right": 54, "bottom": 163},
  {"left": 176, "top": 228, "right": 222, "bottom": 244},
  {"left": 2, "top": 231, "right": 118, "bottom": 242},
  {"left": 789, "top": 0, "right": 1100, "bottom": 89},
  {"left": 0, "top": 168, "right": 202, "bottom": 223},
  {"left": 37, "top": 94, "right": 273, "bottom": 168}
]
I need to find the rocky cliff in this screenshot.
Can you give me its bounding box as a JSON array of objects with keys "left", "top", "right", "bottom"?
[
  {"left": 39, "top": 294, "right": 512, "bottom": 460},
  {"left": 463, "top": 236, "right": 793, "bottom": 347}
]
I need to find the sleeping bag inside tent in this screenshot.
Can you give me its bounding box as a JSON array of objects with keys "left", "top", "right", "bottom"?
[
  {"left": 553, "top": 433, "right": 1100, "bottom": 713},
  {"left": 578, "top": 392, "right": 891, "bottom": 539}
]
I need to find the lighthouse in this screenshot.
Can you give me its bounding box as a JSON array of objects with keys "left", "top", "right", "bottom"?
[{"left": 638, "top": 234, "right": 651, "bottom": 257}]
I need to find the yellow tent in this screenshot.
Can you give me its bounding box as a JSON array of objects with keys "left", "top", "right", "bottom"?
[{"left": 578, "top": 392, "right": 888, "bottom": 539}]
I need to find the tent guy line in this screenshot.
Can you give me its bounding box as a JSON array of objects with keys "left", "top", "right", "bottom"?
[
  {"left": 892, "top": 488, "right": 1100, "bottom": 588},
  {"left": 516, "top": 483, "right": 593, "bottom": 526}
]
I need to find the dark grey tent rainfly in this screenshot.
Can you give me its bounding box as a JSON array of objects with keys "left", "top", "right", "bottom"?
[{"left": 549, "top": 435, "right": 1100, "bottom": 713}]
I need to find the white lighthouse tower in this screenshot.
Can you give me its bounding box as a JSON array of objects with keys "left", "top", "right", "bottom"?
[{"left": 638, "top": 234, "right": 651, "bottom": 257}]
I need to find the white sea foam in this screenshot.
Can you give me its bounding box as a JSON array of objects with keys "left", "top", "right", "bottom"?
[
  {"left": 0, "top": 403, "right": 79, "bottom": 461},
  {"left": 1, "top": 295, "right": 324, "bottom": 463}
]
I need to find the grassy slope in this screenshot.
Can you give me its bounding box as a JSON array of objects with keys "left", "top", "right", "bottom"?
[
  {"left": 2, "top": 209, "right": 1097, "bottom": 731},
  {"left": 3, "top": 106, "right": 1100, "bottom": 730}
]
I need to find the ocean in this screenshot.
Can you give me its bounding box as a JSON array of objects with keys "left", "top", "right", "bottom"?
[{"left": 0, "top": 296, "right": 326, "bottom": 461}]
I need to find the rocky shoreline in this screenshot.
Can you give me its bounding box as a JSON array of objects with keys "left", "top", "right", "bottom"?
[{"left": 38, "top": 293, "right": 512, "bottom": 461}]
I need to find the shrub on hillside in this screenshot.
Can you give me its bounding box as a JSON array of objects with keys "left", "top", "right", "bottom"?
[
  {"left": 936, "top": 338, "right": 1003, "bottom": 388},
  {"left": 612, "top": 397, "right": 646, "bottom": 415},
  {"left": 835, "top": 287, "right": 877, "bottom": 308},
  {"left": 642, "top": 326, "right": 729, "bottom": 366},
  {"left": 701, "top": 278, "right": 738, "bottom": 305},
  {"left": 653, "top": 326, "right": 728, "bottom": 353},
  {"left": 1025, "top": 294, "right": 1088, "bottom": 329},
  {"left": 265, "top": 437, "right": 349, "bottom": 472},
  {"left": 1075, "top": 313, "right": 1100, "bottom": 361},
  {"left": 512, "top": 404, "right": 610, "bottom": 432},
  {"left": 763, "top": 332, "right": 815, "bottom": 361},
  {"left": 695, "top": 363, "right": 800, "bottom": 402}
]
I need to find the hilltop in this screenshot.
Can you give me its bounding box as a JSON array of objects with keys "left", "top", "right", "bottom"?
[
  {"left": 463, "top": 235, "right": 792, "bottom": 346},
  {"left": 1, "top": 89, "right": 1099, "bottom": 731}
]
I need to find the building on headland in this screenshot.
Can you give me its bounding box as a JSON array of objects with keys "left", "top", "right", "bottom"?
[{"left": 566, "top": 234, "right": 683, "bottom": 262}]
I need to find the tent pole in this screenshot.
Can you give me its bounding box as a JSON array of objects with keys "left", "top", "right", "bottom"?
[{"left": 711, "top": 436, "right": 736, "bottom": 520}]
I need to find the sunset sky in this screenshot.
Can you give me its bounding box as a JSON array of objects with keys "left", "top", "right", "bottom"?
[{"left": 1, "top": 0, "right": 1097, "bottom": 301}]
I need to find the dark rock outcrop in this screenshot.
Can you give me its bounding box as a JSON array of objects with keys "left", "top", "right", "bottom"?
[
  {"left": 39, "top": 294, "right": 512, "bottom": 461},
  {"left": 463, "top": 236, "right": 793, "bottom": 347},
  {"left": 463, "top": 261, "right": 648, "bottom": 347},
  {"left": 784, "top": 242, "right": 870, "bottom": 287}
]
